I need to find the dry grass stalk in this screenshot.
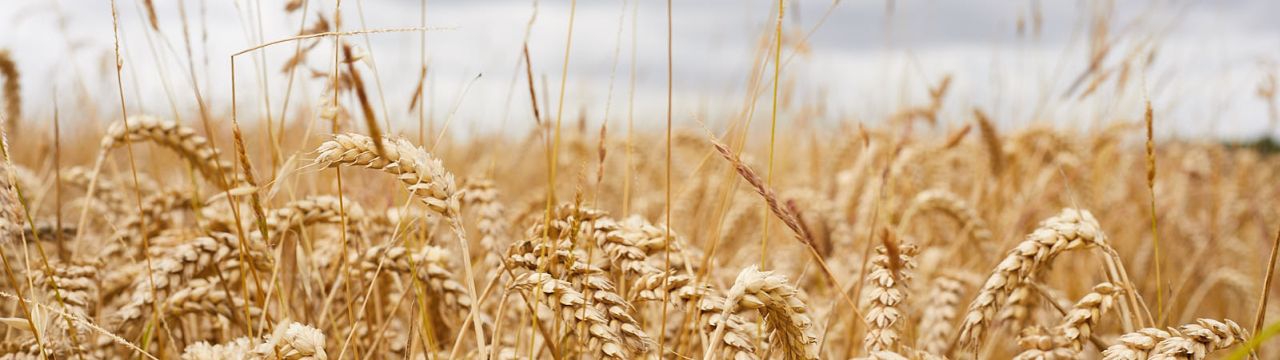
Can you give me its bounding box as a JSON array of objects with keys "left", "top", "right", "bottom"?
[{"left": 340, "top": 44, "right": 388, "bottom": 161}]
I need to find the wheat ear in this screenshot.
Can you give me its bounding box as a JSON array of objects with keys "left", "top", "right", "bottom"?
[
  {"left": 461, "top": 178, "right": 512, "bottom": 272},
  {"left": 957, "top": 208, "right": 1110, "bottom": 349},
  {"left": 706, "top": 266, "right": 818, "bottom": 360},
  {"left": 100, "top": 116, "right": 241, "bottom": 188},
  {"left": 864, "top": 244, "right": 918, "bottom": 354},
  {"left": 897, "top": 189, "right": 992, "bottom": 244},
  {"left": 916, "top": 274, "right": 972, "bottom": 356},
  {"left": 350, "top": 245, "right": 472, "bottom": 313},
  {"left": 1150, "top": 319, "right": 1248, "bottom": 359},
  {"left": 509, "top": 272, "right": 630, "bottom": 359},
  {"left": 0, "top": 50, "right": 19, "bottom": 135},
  {"left": 1013, "top": 283, "right": 1122, "bottom": 359},
  {"left": 314, "top": 133, "right": 486, "bottom": 352},
  {"left": 264, "top": 195, "right": 365, "bottom": 246}
]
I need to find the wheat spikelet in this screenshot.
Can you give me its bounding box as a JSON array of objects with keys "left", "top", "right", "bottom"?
[
  {"left": 627, "top": 270, "right": 693, "bottom": 303},
  {"left": 1103, "top": 319, "right": 1247, "bottom": 360},
  {"left": 253, "top": 321, "right": 328, "bottom": 360},
  {"left": 33, "top": 264, "right": 98, "bottom": 318},
  {"left": 864, "top": 243, "right": 918, "bottom": 353},
  {"left": 1102, "top": 328, "right": 1172, "bottom": 360},
  {"left": 17, "top": 263, "right": 100, "bottom": 357},
  {"left": 61, "top": 166, "right": 133, "bottom": 216},
  {"left": 658, "top": 285, "right": 759, "bottom": 360},
  {"left": 111, "top": 190, "right": 192, "bottom": 247},
  {"left": 180, "top": 321, "right": 326, "bottom": 359},
  {"left": 596, "top": 216, "right": 664, "bottom": 276},
  {"left": 519, "top": 204, "right": 671, "bottom": 306},
  {"left": 181, "top": 338, "right": 252, "bottom": 360},
  {"left": 708, "top": 266, "right": 818, "bottom": 360},
  {"left": 314, "top": 132, "right": 487, "bottom": 352},
  {"left": 709, "top": 137, "right": 811, "bottom": 247},
  {"left": 957, "top": 208, "right": 1109, "bottom": 349},
  {"left": 1012, "top": 326, "right": 1078, "bottom": 360},
  {"left": 533, "top": 203, "right": 659, "bottom": 276},
  {"left": 101, "top": 116, "right": 241, "bottom": 188}
]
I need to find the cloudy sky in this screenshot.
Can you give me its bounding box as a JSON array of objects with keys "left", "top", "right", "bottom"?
[{"left": 2, "top": 0, "right": 1278, "bottom": 139}]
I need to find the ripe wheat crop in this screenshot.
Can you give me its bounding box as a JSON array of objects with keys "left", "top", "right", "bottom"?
[{"left": 0, "top": 1, "right": 1276, "bottom": 359}]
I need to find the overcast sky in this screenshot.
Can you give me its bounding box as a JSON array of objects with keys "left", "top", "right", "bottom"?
[{"left": 2, "top": 0, "right": 1279, "bottom": 139}]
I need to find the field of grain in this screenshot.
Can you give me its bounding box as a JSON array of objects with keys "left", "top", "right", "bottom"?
[{"left": 0, "top": 1, "right": 1278, "bottom": 359}]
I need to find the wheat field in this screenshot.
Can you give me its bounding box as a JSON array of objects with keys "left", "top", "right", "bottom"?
[{"left": 0, "top": 1, "right": 1278, "bottom": 360}]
